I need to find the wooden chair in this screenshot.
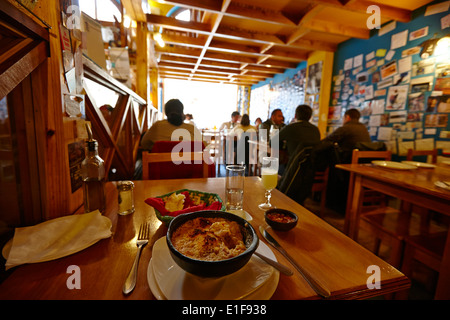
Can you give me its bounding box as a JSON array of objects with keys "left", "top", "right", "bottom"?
[
  {"left": 405, "top": 148, "right": 438, "bottom": 233},
  {"left": 142, "top": 151, "right": 209, "bottom": 180},
  {"left": 345, "top": 149, "right": 409, "bottom": 267},
  {"left": 345, "top": 150, "right": 392, "bottom": 216},
  {"left": 406, "top": 148, "right": 438, "bottom": 164},
  {"left": 311, "top": 167, "right": 329, "bottom": 217},
  {"left": 351, "top": 149, "right": 441, "bottom": 269},
  {"left": 397, "top": 231, "right": 448, "bottom": 299}
]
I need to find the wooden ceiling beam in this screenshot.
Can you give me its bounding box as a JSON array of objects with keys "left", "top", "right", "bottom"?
[
  {"left": 303, "top": 19, "right": 370, "bottom": 39},
  {"left": 157, "top": 0, "right": 297, "bottom": 26},
  {"left": 312, "top": 0, "right": 411, "bottom": 23}
]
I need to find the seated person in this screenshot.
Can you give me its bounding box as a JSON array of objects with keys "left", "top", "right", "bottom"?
[
  {"left": 320, "top": 108, "right": 371, "bottom": 213},
  {"left": 321, "top": 108, "right": 371, "bottom": 162},
  {"left": 226, "top": 114, "right": 256, "bottom": 167},
  {"left": 227, "top": 114, "right": 256, "bottom": 139},
  {"left": 277, "top": 104, "right": 321, "bottom": 158},
  {"left": 259, "top": 109, "right": 285, "bottom": 142},
  {"left": 219, "top": 111, "right": 240, "bottom": 131},
  {"left": 141, "top": 99, "right": 202, "bottom": 151}
]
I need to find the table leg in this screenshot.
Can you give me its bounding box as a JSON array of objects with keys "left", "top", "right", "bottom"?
[
  {"left": 343, "top": 172, "right": 355, "bottom": 235},
  {"left": 348, "top": 175, "right": 364, "bottom": 240}
]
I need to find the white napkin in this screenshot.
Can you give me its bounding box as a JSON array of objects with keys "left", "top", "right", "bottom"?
[{"left": 4, "top": 210, "right": 112, "bottom": 270}]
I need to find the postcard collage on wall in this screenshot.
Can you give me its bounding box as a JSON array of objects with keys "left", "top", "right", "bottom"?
[{"left": 329, "top": 3, "right": 450, "bottom": 156}]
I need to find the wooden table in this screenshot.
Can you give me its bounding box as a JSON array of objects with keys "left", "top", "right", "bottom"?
[
  {"left": 336, "top": 163, "right": 450, "bottom": 299},
  {"left": 0, "top": 177, "right": 409, "bottom": 300}
]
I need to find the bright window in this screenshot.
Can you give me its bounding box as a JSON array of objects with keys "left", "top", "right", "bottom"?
[
  {"left": 79, "top": 0, "right": 122, "bottom": 23},
  {"left": 163, "top": 79, "right": 238, "bottom": 130},
  {"left": 175, "top": 10, "right": 190, "bottom": 21}
]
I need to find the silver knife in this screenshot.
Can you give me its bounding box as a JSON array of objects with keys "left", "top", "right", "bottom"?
[
  {"left": 259, "top": 226, "right": 331, "bottom": 298},
  {"left": 254, "top": 251, "right": 294, "bottom": 276}
]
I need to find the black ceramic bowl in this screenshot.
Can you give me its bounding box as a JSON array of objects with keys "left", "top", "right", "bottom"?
[
  {"left": 166, "top": 210, "right": 259, "bottom": 277},
  {"left": 265, "top": 208, "right": 298, "bottom": 231}
]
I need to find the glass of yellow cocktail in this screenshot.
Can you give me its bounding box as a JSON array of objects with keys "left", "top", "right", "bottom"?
[{"left": 258, "top": 157, "right": 278, "bottom": 210}]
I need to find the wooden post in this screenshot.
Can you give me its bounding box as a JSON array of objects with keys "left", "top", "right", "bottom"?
[{"left": 135, "top": 21, "right": 149, "bottom": 103}]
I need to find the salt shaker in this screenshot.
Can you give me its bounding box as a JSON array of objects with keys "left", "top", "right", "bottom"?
[{"left": 117, "top": 181, "right": 135, "bottom": 215}]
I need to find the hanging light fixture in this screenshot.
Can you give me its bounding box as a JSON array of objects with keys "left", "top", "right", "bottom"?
[
  {"left": 434, "top": 35, "right": 450, "bottom": 57},
  {"left": 419, "top": 37, "right": 438, "bottom": 59}
]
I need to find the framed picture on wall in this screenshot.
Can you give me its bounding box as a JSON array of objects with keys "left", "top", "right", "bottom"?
[
  {"left": 380, "top": 60, "right": 398, "bottom": 79},
  {"left": 386, "top": 85, "right": 408, "bottom": 110},
  {"left": 306, "top": 61, "right": 323, "bottom": 94}
]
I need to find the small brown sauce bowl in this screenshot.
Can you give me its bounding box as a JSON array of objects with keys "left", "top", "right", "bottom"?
[{"left": 265, "top": 208, "right": 298, "bottom": 231}]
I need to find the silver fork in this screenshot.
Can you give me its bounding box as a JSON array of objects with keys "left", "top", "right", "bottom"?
[{"left": 123, "top": 222, "right": 150, "bottom": 295}]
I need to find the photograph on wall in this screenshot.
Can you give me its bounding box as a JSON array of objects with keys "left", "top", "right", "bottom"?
[
  {"left": 328, "top": 105, "right": 342, "bottom": 121},
  {"left": 386, "top": 85, "right": 408, "bottom": 110},
  {"left": 293, "top": 68, "right": 307, "bottom": 87},
  {"left": 435, "top": 63, "right": 450, "bottom": 78},
  {"left": 389, "top": 110, "right": 407, "bottom": 123},
  {"left": 437, "top": 95, "right": 450, "bottom": 112},
  {"left": 409, "top": 26, "right": 429, "bottom": 40},
  {"left": 372, "top": 71, "right": 381, "bottom": 83},
  {"left": 427, "top": 94, "right": 450, "bottom": 112},
  {"left": 412, "top": 58, "right": 435, "bottom": 76},
  {"left": 380, "top": 60, "right": 398, "bottom": 79},
  {"left": 68, "top": 140, "right": 85, "bottom": 193},
  {"left": 306, "top": 61, "right": 323, "bottom": 94},
  {"left": 408, "top": 92, "right": 426, "bottom": 111},
  {"left": 407, "top": 113, "right": 423, "bottom": 122},
  {"left": 425, "top": 114, "right": 448, "bottom": 127},
  {"left": 410, "top": 76, "right": 433, "bottom": 93},
  {"left": 377, "top": 77, "right": 393, "bottom": 89},
  {"left": 434, "top": 77, "right": 450, "bottom": 93}
]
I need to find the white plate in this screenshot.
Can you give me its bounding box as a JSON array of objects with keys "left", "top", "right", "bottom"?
[
  {"left": 401, "top": 161, "right": 436, "bottom": 169},
  {"left": 149, "top": 237, "right": 279, "bottom": 300},
  {"left": 147, "top": 257, "right": 280, "bottom": 300},
  {"left": 147, "top": 259, "right": 166, "bottom": 300},
  {"left": 226, "top": 210, "right": 253, "bottom": 221},
  {"left": 435, "top": 181, "right": 450, "bottom": 191},
  {"left": 372, "top": 160, "right": 417, "bottom": 170}
]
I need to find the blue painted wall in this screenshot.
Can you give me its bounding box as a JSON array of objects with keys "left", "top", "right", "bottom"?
[{"left": 330, "top": 1, "right": 450, "bottom": 153}]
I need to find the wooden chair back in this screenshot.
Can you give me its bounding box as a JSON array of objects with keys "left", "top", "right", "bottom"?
[
  {"left": 406, "top": 149, "right": 437, "bottom": 164},
  {"left": 142, "top": 151, "right": 209, "bottom": 180},
  {"left": 351, "top": 149, "right": 392, "bottom": 163}
]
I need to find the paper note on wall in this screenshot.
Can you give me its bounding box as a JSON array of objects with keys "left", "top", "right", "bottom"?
[
  {"left": 378, "top": 127, "right": 392, "bottom": 141},
  {"left": 398, "top": 56, "right": 412, "bottom": 74},
  {"left": 415, "top": 138, "right": 435, "bottom": 150},
  {"left": 436, "top": 140, "right": 450, "bottom": 151},
  {"left": 384, "top": 140, "right": 398, "bottom": 154},
  {"left": 398, "top": 141, "right": 415, "bottom": 156},
  {"left": 344, "top": 58, "right": 353, "bottom": 70},
  {"left": 376, "top": 49, "right": 387, "bottom": 57},
  {"left": 391, "top": 30, "right": 408, "bottom": 50},
  {"left": 385, "top": 50, "right": 395, "bottom": 61},
  {"left": 425, "top": 1, "right": 450, "bottom": 16}
]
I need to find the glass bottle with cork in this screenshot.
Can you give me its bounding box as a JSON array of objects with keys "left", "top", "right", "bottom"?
[{"left": 81, "top": 123, "right": 106, "bottom": 214}]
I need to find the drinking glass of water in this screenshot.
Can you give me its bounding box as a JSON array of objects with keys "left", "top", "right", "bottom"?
[
  {"left": 225, "top": 165, "right": 245, "bottom": 211},
  {"left": 259, "top": 157, "right": 278, "bottom": 210}
]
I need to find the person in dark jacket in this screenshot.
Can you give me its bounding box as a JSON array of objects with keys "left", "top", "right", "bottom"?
[
  {"left": 322, "top": 108, "right": 371, "bottom": 155},
  {"left": 278, "top": 104, "right": 321, "bottom": 157}
]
